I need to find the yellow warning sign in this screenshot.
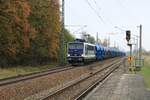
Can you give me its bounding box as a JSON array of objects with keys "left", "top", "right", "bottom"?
[{"left": 128, "top": 56, "right": 134, "bottom": 62}]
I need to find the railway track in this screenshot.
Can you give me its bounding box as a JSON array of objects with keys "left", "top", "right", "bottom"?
[
  {"left": 74, "top": 60, "right": 123, "bottom": 100},
  {"left": 0, "top": 58, "right": 119, "bottom": 87},
  {"left": 42, "top": 58, "right": 124, "bottom": 100},
  {"left": 0, "top": 57, "right": 122, "bottom": 100},
  {"left": 0, "top": 65, "right": 73, "bottom": 86}
]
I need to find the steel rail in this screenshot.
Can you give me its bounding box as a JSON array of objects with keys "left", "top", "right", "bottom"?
[
  {"left": 0, "top": 58, "right": 119, "bottom": 87},
  {"left": 42, "top": 58, "right": 122, "bottom": 100},
  {"left": 0, "top": 65, "right": 73, "bottom": 86},
  {"left": 74, "top": 60, "right": 122, "bottom": 100}
]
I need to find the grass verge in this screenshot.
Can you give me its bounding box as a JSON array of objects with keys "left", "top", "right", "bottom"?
[
  {"left": 139, "top": 56, "right": 150, "bottom": 89},
  {"left": 0, "top": 64, "right": 58, "bottom": 80}
]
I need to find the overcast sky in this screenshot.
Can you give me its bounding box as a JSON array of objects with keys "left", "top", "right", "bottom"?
[{"left": 64, "top": 0, "right": 150, "bottom": 51}]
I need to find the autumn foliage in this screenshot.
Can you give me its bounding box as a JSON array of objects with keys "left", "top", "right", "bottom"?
[{"left": 0, "top": 0, "right": 70, "bottom": 66}]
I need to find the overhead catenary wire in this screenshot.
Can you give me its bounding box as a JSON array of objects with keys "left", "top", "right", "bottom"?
[
  {"left": 92, "top": 0, "right": 115, "bottom": 28},
  {"left": 65, "top": 2, "right": 89, "bottom": 35},
  {"left": 92, "top": 0, "right": 101, "bottom": 12},
  {"left": 72, "top": 25, "right": 87, "bottom": 34},
  {"left": 66, "top": 0, "right": 115, "bottom": 32},
  {"left": 85, "top": 0, "right": 115, "bottom": 30},
  {"left": 84, "top": 0, "right": 106, "bottom": 24}
]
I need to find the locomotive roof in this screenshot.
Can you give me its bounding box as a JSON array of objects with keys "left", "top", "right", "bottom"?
[{"left": 68, "top": 42, "right": 95, "bottom": 46}]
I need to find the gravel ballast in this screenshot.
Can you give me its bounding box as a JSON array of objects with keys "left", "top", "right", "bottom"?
[{"left": 0, "top": 58, "right": 119, "bottom": 100}]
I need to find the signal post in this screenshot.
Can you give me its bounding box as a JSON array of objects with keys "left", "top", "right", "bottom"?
[{"left": 126, "top": 30, "right": 135, "bottom": 73}]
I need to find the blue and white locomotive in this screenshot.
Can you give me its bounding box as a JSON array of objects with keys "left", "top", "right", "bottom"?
[
  {"left": 67, "top": 39, "right": 96, "bottom": 64},
  {"left": 67, "top": 39, "right": 125, "bottom": 65}
]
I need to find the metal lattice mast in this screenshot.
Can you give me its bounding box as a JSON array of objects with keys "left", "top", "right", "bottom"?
[
  {"left": 139, "top": 25, "right": 142, "bottom": 66},
  {"left": 59, "top": 0, "right": 65, "bottom": 65}
]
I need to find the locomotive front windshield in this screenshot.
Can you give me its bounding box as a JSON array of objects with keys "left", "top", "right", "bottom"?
[{"left": 68, "top": 43, "right": 84, "bottom": 49}]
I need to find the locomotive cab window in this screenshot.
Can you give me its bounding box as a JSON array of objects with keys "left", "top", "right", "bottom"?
[{"left": 68, "top": 43, "right": 84, "bottom": 49}]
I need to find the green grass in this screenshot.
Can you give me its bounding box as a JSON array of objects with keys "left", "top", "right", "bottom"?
[
  {"left": 0, "top": 64, "right": 58, "bottom": 80},
  {"left": 140, "top": 56, "right": 150, "bottom": 89}
]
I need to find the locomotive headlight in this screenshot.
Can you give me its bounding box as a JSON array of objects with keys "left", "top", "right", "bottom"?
[
  {"left": 67, "top": 54, "right": 70, "bottom": 56},
  {"left": 68, "top": 58, "right": 72, "bottom": 60}
]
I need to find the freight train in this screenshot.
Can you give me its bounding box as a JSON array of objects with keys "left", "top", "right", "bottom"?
[{"left": 67, "top": 39, "right": 125, "bottom": 65}]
